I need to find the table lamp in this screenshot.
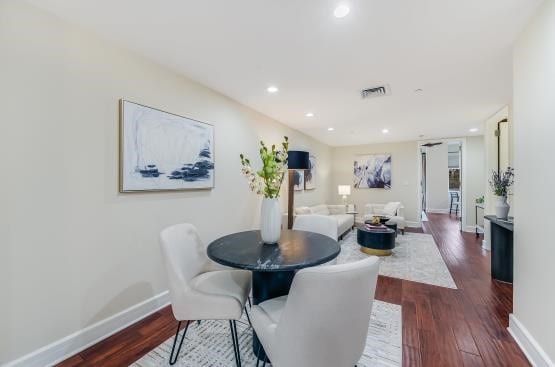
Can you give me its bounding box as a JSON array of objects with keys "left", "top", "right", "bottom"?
[
  {"left": 287, "top": 150, "right": 310, "bottom": 229},
  {"left": 338, "top": 185, "right": 351, "bottom": 206}
]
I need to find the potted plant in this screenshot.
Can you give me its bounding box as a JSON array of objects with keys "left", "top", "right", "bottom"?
[
  {"left": 240, "top": 136, "right": 289, "bottom": 243},
  {"left": 489, "top": 167, "right": 514, "bottom": 220}
]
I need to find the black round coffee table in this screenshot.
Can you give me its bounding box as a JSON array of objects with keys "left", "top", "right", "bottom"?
[
  {"left": 357, "top": 226, "right": 396, "bottom": 256},
  {"left": 365, "top": 219, "right": 397, "bottom": 237},
  {"left": 207, "top": 229, "right": 340, "bottom": 360}
]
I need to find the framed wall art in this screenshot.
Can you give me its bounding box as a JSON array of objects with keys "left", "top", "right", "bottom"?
[
  {"left": 119, "top": 100, "right": 215, "bottom": 192},
  {"left": 353, "top": 154, "right": 391, "bottom": 189}
]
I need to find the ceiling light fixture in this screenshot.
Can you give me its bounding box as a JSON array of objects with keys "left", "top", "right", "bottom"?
[
  {"left": 327, "top": 127, "right": 335, "bottom": 131},
  {"left": 382, "top": 129, "right": 389, "bottom": 134},
  {"left": 334, "top": 4, "right": 350, "bottom": 18},
  {"left": 305, "top": 112, "right": 314, "bottom": 118},
  {"left": 469, "top": 128, "right": 479, "bottom": 132},
  {"left": 266, "top": 86, "right": 279, "bottom": 93},
  {"left": 414, "top": 88, "right": 423, "bottom": 93}
]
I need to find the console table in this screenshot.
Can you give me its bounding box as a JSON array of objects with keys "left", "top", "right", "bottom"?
[{"left": 485, "top": 215, "right": 514, "bottom": 283}]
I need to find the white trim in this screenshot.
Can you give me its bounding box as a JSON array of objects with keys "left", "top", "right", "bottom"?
[
  {"left": 405, "top": 220, "right": 422, "bottom": 228},
  {"left": 3, "top": 291, "right": 170, "bottom": 367},
  {"left": 508, "top": 314, "right": 555, "bottom": 367},
  {"left": 425, "top": 209, "right": 450, "bottom": 214},
  {"left": 482, "top": 239, "right": 490, "bottom": 251},
  {"left": 463, "top": 225, "right": 478, "bottom": 233}
]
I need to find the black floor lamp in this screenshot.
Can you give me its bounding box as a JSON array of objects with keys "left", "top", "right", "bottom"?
[{"left": 287, "top": 150, "right": 310, "bottom": 229}]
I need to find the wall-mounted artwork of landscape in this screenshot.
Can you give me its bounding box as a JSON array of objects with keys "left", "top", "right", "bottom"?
[
  {"left": 353, "top": 154, "right": 391, "bottom": 189},
  {"left": 119, "top": 100, "right": 215, "bottom": 192}
]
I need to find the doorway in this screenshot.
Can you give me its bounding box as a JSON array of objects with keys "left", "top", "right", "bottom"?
[{"left": 418, "top": 139, "right": 464, "bottom": 231}]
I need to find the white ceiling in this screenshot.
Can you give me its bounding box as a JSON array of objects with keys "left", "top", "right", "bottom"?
[{"left": 27, "top": 0, "right": 542, "bottom": 146}]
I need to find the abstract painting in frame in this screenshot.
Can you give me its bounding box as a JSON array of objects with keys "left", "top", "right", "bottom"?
[
  {"left": 353, "top": 154, "right": 391, "bottom": 189},
  {"left": 304, "top": 154, "right": 316, "bottom": 190},
  {"left": 119, "top": 100, "right": 214, "bottom": 192},
  {"left": 293, "top": 169, "right": 304, "bottom": 191}
]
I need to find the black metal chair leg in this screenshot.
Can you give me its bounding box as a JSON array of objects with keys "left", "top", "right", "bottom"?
[
  {"left": 229, "top": 320, "right": 242, "bottom": 367},
  {"left": 262, "top": 355, "right": 268, "bottom": 367},
  {"left": 244, "top": 306, "right": 252, "bottom": 327},
  {"left": 229, "top": 321, "right": 239, "bottom": 366},
  {"left": 169, "top": 321, "right": 189, "bottom": 365},
  {"left": 232, "top": 320, "right": 242, "bottom": 367},
  {"left": 247, "top": 297, "right": 252, "bottom": 309}
]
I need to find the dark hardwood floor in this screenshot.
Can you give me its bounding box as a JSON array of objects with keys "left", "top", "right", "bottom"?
[{"left": 57, "top": 213, "right": 529, "bottom": 367}]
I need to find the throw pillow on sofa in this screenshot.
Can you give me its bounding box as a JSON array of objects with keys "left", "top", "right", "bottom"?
[
  {"left": 382, "top": 202, "right": 401, "bottom": 216},
  {"left": 295, "top": 206, "right": 313, "bottom": 215}
]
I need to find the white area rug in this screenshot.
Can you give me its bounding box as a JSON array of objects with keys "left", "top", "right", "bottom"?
[
  {"left": 337, "top": 231, "right": 457, "bottom": 289},
  {"left": 130, "top": 300, "right": 401, "bottom": 367}
]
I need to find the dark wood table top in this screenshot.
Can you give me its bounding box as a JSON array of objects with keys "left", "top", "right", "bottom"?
[{"left": 207, "top": 229, "right": 341, "bottom": 272}]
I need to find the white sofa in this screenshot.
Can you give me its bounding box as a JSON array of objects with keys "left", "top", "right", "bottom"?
[
  {"left": 290, "top": 204, "right": 354, "bottom": 239},
  {"left": 363, "top": 202, "right": 406, "bottom": 234}
]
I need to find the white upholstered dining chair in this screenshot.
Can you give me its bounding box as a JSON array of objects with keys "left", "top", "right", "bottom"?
[
  {"left": 293, "top": 214, "right": 339, "bottom": 241},
  {"left": 250, "top": 256, "right": 380, "bottom": 367},
  {"left": 159, "top": 223, "right": 251, "bottom": 366}
]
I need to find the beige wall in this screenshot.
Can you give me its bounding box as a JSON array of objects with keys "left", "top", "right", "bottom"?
[
  {"left": 330, "top": 141, "right": 419, "bottom": 224},
  {"left": 0, "top": 1, "right": 331, "bottom": 363},
  {"left": 512, "top": 0, "right": 555, "bottom": 362}
]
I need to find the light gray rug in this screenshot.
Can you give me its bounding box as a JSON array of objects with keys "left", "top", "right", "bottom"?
[
  {"left": 130, "top": 300, "right": 402, "bottom": 367},
  {"left": 337, "top": 231, "right": 457, "bottom": 289}
]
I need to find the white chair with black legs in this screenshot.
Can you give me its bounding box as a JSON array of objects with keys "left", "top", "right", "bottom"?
[
  {"left": 251, "top": 257, "right": 380, "bottom": 367},
  {"left": 293, "top": 214, "right": 338, "bottom": 241},
  {"left": 159, "top": 223, "right": 252, "bottom": 366}
]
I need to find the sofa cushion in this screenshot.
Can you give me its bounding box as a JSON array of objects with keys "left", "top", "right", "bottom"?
[
  {"left": 331, "top": 214, "right": 354, "bottom": 236},
  {"left": 310, "top": 204, "right": 330, "bottom": 216},
  {"left": 327, "top": 205, "right": 347, "bottom": 215},
  {"left": 383, "top": 202, "right": 401, "bottom": 216},
  {"left": 295, "top": 206, "right": 312, "bottom": 215}
]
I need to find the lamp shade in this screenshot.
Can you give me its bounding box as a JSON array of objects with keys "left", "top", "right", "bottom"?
[
  {"left": 338, "top": 185, "right": 351, "bottom": 196},
  {"left": 287, "top": 150, "right": 310, "bottom": 170}
]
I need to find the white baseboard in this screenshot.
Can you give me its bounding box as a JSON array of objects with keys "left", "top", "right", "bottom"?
[
  {"left": 406, "top": 220, "right": 421, "bottom": 228},
  {"left": 508, "top": 314, "right": 555, "bottom": 367},
  {"left": 3, "top": 291, "right": 170, "bottom": 367},
  {"left": 482, "top": 239, "right": 490, "bottom": 251},
  {"left": 425, "top": 209, "right": 450, "bottom": 214}
]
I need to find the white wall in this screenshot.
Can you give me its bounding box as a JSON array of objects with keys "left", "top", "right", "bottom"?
[
  {"left": 483, "top": 106, "right": 511, "bottom": 214},
  {"left": 512, "top": 0, "right": 555, "bottom": 364},
  {"left": 0, "top": 1, "right": 331, "bottom": 363},
  {"left": 464, "top": 136, "right": 485, "bottom": 231},
  {"left": 330, "top": 141, "right": 419, "bottom": 224},
  {"left": 425, "top": 143, "right": 450, "bottom": 212}
]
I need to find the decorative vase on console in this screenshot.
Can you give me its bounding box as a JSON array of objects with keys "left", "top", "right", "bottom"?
[
  {"left": 489, "top": 167, "right": 514, "bottom": 220},
  {"left": 495, "top": 195, "right": 510, "bottom": 220},
  {"left": 240, "top": 136, "right": 289, "bottom": 244}
]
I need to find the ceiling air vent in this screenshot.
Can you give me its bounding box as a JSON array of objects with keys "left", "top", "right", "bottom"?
[{"left": 361, "top": 84, "right": 391, "bottom": 99}]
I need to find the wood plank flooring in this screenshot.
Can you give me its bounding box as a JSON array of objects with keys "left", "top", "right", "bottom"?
[{"left": 57, "top": 213, "right": 529, "bottom": 366}]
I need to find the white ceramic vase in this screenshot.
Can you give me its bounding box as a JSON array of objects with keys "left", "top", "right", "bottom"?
[
  {"left": 495, "top": 195, "right": 510, "bottom": 220},
  {"left": 260, "top": 197, "right": 282, "bottom": 243}
]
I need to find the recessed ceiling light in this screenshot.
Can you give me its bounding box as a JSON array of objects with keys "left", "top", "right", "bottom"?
[
  {"left": 266, "top": 86, "right": 278, "bottom": 93},
  {"left": 414, "top": 88, "right": 423, "bottom": 93},
  {"left": 327, "top": 127, "right": 335, "bottom": 131},
  {"left": 469, "top": 128, "right": 479, "bottom": 132},
  {"left": 334, "top": 4, "right": 350, "bottom": 18},
  {"left": 382, "top": 129, "right": 389, "bottom": 134},
  {"left": 305, "top": 112, "right": 314, "bottom": 118}
]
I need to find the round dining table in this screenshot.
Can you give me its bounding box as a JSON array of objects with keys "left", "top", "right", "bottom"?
[{"left": 207, "top": 229, "right": 341, "bottom": 360}]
